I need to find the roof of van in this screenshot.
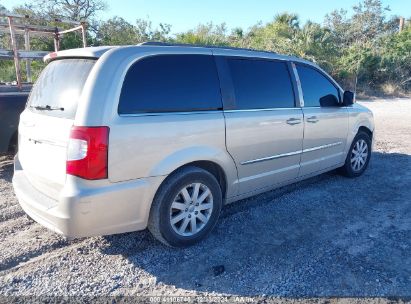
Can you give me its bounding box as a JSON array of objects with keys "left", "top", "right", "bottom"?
[{"left": 43, "top": 42, "right": 313, "bottom": 65}]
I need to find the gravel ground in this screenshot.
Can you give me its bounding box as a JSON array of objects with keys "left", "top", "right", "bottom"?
[{"left": 0, "top": 98, "right": 410, "bottom": 301}]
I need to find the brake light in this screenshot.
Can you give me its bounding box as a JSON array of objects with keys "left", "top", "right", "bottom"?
[{"left": 66, "top": 126, "right": 109, "bottom": 180}]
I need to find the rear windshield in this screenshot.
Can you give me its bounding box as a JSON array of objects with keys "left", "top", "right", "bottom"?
[{"left": 28, "top": 58, "right": 96, "bottom": 119}]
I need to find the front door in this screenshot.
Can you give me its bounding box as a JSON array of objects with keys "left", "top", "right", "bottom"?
[{"left": 295, "top": 63, "right": 349, "bottom": 177}]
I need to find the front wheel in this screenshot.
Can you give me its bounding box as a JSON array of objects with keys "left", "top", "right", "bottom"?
[
  {"left": 339, "top": 131, "right": 372, "bottom": 178},
  {"left": 148, "top": 166, "right": 222, "bottom": 247}
]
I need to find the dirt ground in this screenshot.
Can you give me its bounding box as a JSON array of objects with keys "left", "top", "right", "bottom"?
[{"left": 0, "top": 98, "right": 410, "bottom": 301}]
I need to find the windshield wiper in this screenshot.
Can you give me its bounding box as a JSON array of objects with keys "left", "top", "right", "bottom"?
[{"left": 31, "top": 105, "right": 64, "bottom": 111}]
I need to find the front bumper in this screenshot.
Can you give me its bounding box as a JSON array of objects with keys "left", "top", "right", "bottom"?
[{"left": 13, "top": 154, "right": 165, "bottom": 238}]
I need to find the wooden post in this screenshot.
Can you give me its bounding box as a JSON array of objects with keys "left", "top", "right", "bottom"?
[
  {"left": 80, "top": 22, "right": 87, "bottom": 48},
  {"left": 54, "top": 27, "right": 60, "bottom": 51},
  {"left": 399, "top": 17, "right": 405, "bottom": 32},
  {"left": 7, "top": 16, "right": 22, "bottom": 89},
  {"left": 24, "top": 28, "right": 32, "bottom": 83}
]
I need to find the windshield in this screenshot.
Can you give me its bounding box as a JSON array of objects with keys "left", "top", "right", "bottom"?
[{"left": 28, "top": 58, "right": 96, "bottom": 119}]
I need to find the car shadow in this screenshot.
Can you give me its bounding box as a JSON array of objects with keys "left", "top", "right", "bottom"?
[{"left": 101, "top": 151, "right": 411, "bottom": 297}]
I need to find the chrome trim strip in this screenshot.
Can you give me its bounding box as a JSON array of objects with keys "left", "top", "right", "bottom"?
[
  {"left": 0, "top": 92, "right": 30, "bottom": 96},
  {"left": 241, "top": 141, "right": 343, "bottom": 165},
  {"left": 119, "top": 110, "right": 223, "bottom": 117},
  {"left": 224, "top": 107, "right": 299, "bottom": 113},
  {"left": 302, "top": 141, "right": 343, "bottom": 153},
  {"left": 300, "top": 152, "right": 344, "bottom": 167},
  {"left": 241, "top": 150, "right": 302, "bottom": 165},
  {"left": 238, "top": 164, "right": 300, "bottom": 183}
]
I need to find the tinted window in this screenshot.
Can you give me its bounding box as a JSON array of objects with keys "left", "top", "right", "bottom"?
[
  {"left": 227, "top": 58, "right": 294, "bottom": 109},
  {"left": 296, "top": 64, "right": 340, "bottom": 107},
  {"left": 118, "top": 55, "right": 222, "bottom": 114},
  {"left": 28, "top": 59, "right": 95, "bottom": 119}
]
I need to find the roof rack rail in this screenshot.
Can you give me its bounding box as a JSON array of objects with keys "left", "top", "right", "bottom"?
[{"left": 138, "top": 41, "right": 277, "bottom": 55}]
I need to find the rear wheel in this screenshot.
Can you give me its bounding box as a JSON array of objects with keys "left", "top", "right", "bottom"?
[
  {"left": 8, "top": 131, "right": 18, "bottom": 154},
  {"left": 339, "top": 131, "right": 371, "bottom": 177},
  {"left": 148, "top": 166, "right": 222, "bottom": 247}
]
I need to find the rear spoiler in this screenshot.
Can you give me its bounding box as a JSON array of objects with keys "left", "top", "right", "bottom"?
[{"left": 43, "top": 52, "right": 58, "bottom": 63}]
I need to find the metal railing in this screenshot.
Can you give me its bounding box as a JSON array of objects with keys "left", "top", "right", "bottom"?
[{"left": 0, "top": 13, "right": 87, "bottom": 88}]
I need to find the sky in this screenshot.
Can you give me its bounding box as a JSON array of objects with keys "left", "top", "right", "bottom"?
[{"left": 2, "top": 0, "right": 410, "bottom": 34}]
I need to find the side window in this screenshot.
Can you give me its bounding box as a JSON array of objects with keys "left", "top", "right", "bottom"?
[
  {"left": 296, "top": 64, "right": 340, "bottom": 107},
  {"left": 226, "top": 58, "right": 295, "bottom": 109},
  {"left": 118, "top": 55, "right": 222, "bottom": 114}
]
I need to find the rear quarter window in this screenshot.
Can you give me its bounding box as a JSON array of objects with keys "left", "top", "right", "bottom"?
[
  {"left": 118, "top": 54, "right": 223, "bottom": 114},
  {"left": 28, "top": 59, "right": 96, "bottom": 119}
]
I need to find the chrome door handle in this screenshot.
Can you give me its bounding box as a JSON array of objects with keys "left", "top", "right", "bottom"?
[
  {"left": 307, "top": 116, "right": 319, "bottom": 123},
  {"left": 286, "top": 118, "right": 301, "bottom": 125}
]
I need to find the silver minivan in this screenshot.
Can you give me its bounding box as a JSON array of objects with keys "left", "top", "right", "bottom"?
[{"left": 13, "top": 42, "right": 374, "bottom": 247}]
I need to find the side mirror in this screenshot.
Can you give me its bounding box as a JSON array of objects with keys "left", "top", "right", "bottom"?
[
  {"left": 343, "top": 90, "right": 355, "bottom": 106},
  {"left": 319, "top": 94, "right": 339, "bottom": 107}
]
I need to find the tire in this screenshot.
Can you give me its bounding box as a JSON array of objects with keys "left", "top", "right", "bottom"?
[
  {"left": 147, "top": 166, "right": 223, "bottom": 247},
  {"left": 8, "top": 131, "right": 18, "bottom": 155},
  {"left": 339, "top": 131, "right": 372, "bottom": 178}
]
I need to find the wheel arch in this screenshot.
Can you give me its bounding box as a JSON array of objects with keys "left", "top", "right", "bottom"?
[
  {"left": 344, "top": 120, "right": 374, "bottom": 160},
  {"left": 154, "top": 159, "right": 229, "bottom": 201},
  {"left": 347, "top": 111, "right": 374, "bottom": 150},
  {"left": 358, "top": 125, "right": 373, "bottom": 140},
  {"left": 179, "top": 160, "right": 228, "bottom": 199},
  {"left": 148, "top": 146, "right": 238, "bottom": 199}
]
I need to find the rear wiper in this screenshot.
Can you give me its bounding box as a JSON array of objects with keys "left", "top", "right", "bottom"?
[{"left": 31, "top": 105, "right": 64, "bottom": 111}]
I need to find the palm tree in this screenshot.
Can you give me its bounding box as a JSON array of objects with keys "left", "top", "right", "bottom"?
[{"left": 273, "top": 13, "right": 300, "bottom": 29}]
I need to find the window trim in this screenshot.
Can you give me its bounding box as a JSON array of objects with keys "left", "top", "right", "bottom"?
[
  {"left": 215, "top": 56, "right": 298, "bottom": 111},
  {"left": 288, "top": 62, "right": 303, "bottom": 107},
  {"left": 293, "top": 61, "right": 343, "bottom": 107},
  {"left": 117, "top": 54, "right": 224, "bottom": 115}
]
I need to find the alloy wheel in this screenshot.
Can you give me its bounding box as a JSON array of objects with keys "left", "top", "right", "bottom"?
[
  {"left": 350, "top": 139, "right": 368, "bottom": 172},
  {"left": 169, "top": 183, "right": 213, "bottom": 237}
]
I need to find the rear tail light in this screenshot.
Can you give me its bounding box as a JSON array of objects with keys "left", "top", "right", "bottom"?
[{"left": 66, "top": 126, "right": 109, "bottom": 180}]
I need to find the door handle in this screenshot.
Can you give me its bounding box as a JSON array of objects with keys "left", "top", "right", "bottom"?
[
  {"left": 286, "top": 118, "right": 301, "bottom": 125},
  {"left": 307, "top": 116, "right": 319, "bottom": 123}
]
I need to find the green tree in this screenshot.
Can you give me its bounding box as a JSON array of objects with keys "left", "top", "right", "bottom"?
[
  {"left": 96, "top": 17, "right": 138, "bottom": 45},
  {"left": 325, "top": 0, "right": 389, "bottom": 47},
  {"left": 33, "top": 0, "right": 106, "bottom": 22},
  {"left": 135, "top": 19, "right": 171, "bottom": 42},
  {"left": 273, "top": 13, "right": 300, "bottom": 30},
  {"left": 292, "top": 22, "right": 337, "bottom": 69},
  {"left": 378, "top": 25, "right": 411, "bottom": 92},
  {"left": 175, "top": 23, "right": 228, "bottom": 46},
  {"left": 96, "top": 17, "right": 171, "bottom": 45}
]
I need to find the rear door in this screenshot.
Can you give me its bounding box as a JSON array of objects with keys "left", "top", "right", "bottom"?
[
  {"left": 295, "top": 63, "right": 349, "bottom": 177},
  {"left": 219, "top": 57, "right": 303, "bottom": 194},
  {"left": 18, "top": 58, "right": 95, "bottom": 199}
]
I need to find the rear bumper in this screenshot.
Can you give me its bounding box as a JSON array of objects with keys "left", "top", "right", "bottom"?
[{"left": 13, "top": 154, "right": 165, "bottom": 238}]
